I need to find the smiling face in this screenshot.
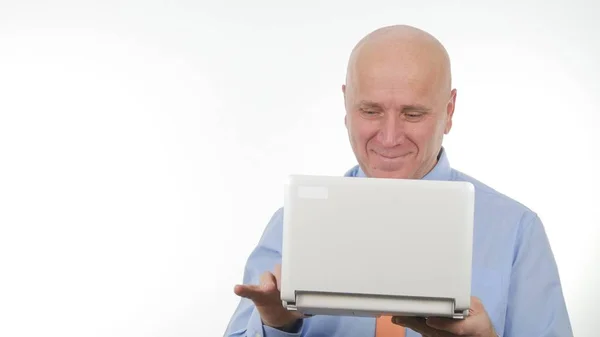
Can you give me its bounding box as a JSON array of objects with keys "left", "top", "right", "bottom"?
[{"left": 343, "top": 26, "right": 456, "bottom": 179}]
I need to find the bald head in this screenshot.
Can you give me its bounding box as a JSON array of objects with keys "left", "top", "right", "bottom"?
[
  {"left": 342, "top": 25, "right": 457, "bottom": 180},
  {"left": 345, "top": 25, "right": 452, "bottom": 98}
]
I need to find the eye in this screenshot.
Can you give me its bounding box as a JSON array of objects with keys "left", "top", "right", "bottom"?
[
  {"left": 359, "top": 108, "right": 381, "bottom": 117},
  {"left": 404, "top": 111, "right": 425, "bottom": 120}
]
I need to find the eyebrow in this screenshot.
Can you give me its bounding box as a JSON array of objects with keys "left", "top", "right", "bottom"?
[
  {"left": 403, "top": 105, "right": 432, "bottom": 113},
  {"left": 357, "top": 101, "right": 382, "bottom": 109},
  {"left": 357, "top": 100, "right": 431, "bottom": 112}
]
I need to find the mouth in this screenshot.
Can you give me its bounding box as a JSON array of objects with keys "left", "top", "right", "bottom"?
[{"left": 372, "top": 150, "right": 411, "bottom": 160}]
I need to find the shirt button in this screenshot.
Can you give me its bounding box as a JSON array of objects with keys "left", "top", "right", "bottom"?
[{"left": 254, "top": 333, "right": 261, "bottom": 337}]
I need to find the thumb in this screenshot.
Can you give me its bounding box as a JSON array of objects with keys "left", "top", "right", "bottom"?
[
  {"left": 259, "top": 270, "right": 278, "bottom": 293},
  {"left": 274, "top": 264, "right": 282, "bottom": 290}
]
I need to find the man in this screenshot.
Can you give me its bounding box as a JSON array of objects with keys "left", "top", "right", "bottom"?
[{"left": 223, "top": 25, "right": 573, "bottom": 337}]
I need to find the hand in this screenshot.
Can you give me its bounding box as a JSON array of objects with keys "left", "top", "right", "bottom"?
[
  {"left": 392, "top": 297, "right": 496, "bottom": 337},
  {"left": 233, "top": 264, "right": 304, "bottom": 330}
]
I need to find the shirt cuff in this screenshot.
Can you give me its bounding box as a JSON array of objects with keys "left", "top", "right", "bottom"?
[{"left": 247, "top": 307, "right": 304, "bottom": 337}]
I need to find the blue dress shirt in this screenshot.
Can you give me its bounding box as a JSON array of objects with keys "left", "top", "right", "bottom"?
[{"left": 224, "top": 148, "right": 573, "bottom": 337}]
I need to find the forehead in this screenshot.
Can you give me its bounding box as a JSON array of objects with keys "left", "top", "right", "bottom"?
[
  {"left": 346, "top": 38, "right": 449, "bottom": 108},
  {"left": 350, "top": 57, "right": 443, "bottom": 107}
]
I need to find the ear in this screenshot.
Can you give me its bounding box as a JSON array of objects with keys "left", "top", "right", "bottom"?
[
  {"left": 342, "top": 84, "right": 348, "bottom": 128},
  {"left": 444, "top": 89, "right": 457, "bottom": 134}
]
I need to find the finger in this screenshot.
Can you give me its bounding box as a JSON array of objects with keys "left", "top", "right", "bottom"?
[
  {"left": 392, "top": 317, "right": 449, "bottom": 337},
  {"left": 392, "top": 316, "right": 426, "bottom": 326},
  {"left": 425, "top": 317, "right": 466, "bottom": 335},
  {"left": 233, "top": 284, "right": 263, "bottom": 301},
  {"left": 426, "top": 317, "right": 460, "bottom": 329},
  {"left": 233, "top": 271, "right": 277, "bottom": 301},
  {"left": 470, "top": 296, "right": 482, "bottom": 306},
  {"left": 234, "top": 285, "right": 281, "bottom": 308}
]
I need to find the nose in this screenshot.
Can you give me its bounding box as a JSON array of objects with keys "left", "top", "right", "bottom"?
[{"left": 377, "top": 113, "right": 405, "bottom": 147}]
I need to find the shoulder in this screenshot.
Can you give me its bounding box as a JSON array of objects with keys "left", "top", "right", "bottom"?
[
  {"left": 449, "top": 169, "right": 550, "bottom": 271},
  {"left": 450, "top": 169, "right": 538, "bottom": 228}
]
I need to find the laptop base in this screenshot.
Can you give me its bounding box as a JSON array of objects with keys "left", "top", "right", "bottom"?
[{"left": 283, "top": 291, "right": 469, "bottom": 319}]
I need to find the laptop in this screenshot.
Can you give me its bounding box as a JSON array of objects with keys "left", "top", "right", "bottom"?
[{"left": 280, "top": 174, "right": 475, "bottom": 319}]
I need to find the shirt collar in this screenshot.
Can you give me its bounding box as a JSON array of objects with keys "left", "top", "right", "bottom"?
[{"left": 345, "top": 147, "right": 452, "bottom": 181}]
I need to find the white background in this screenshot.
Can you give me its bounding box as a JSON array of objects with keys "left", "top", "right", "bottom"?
[{"left": 0, "top": 1, "right": 598, "bottom": 336}]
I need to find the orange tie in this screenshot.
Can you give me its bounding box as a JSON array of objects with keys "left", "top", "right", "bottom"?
[{"left": 375, "top": 315, "right": 406, "bottom": 337}]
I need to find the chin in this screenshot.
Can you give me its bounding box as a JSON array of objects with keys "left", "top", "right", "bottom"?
[{"left": 366, "top": 167, "right": 415, "bottom": 179}]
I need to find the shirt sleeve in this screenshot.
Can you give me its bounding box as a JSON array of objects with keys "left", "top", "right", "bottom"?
[
  {"left": 503, "top": 212, "right": 573, "bottom": 336},
  {"left": 223, "top": 208, "right": 305, "bottom": 337}
]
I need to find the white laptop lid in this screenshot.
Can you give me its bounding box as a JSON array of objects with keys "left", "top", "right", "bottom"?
[{"left": 280, "top": 174, "right": 475, "bottom": 319}]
